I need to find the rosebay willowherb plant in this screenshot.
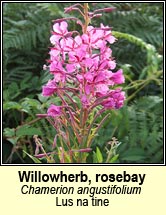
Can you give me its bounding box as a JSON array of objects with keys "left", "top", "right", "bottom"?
[{"left": 37, "top": 3, "right": 125, "bottom": 163}]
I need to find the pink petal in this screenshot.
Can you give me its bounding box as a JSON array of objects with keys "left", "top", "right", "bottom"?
[{"left": 47, "top": 104, "right": 62, "bottom": 117}]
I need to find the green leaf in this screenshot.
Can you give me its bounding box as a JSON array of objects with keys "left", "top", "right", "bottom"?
[
  {"left": 109, "top": 154, "right": 119, "bottom": 163},
  {"left": 20, "top": 98, "right": 41, "bottom": 113},
  {"left": 7, "top": 137, "right": 19, "bottom": 145},
  {"left": 3, "top": 101, "right": 21, "bottom": 110},
  {"left": 96, "top": 147, "right": 103, "bottom": 163},
  {"left": 21, "top": 98, "right": 41, "bottom": 108},
  {"left": 3, "top": 127, "right": 15, "bottom": 137},
  {"left": 121, "top": 155, "right": 146, "bottom": 161},
  {"left": 121, "top": 148, "right": 146, "bottom": 161},
  {"left": 38, "top": 94, "right": 48, "bottom": 103},
  {"left": 93, "top": 152, "right": 97, "bottom": 163},
  {"left": 16, "top": 125, "right": 42, "bottom": 136},
  {"left": 23, "top": 150, "right": 42, "bottom": 163}
]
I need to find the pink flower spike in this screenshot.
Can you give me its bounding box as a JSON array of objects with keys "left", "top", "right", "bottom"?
[
  {"left": 47, "top": 104, "right": 62, "bottom": 117},
  {"left": 53, "top": 17, "right": 82, "bottom": 25},
  {"left": 40, "top": 5, "right": 126, "bottom": 161},
  {"left": 95, "top": 84, "right": 109, "bottom": 95},
  {"left": 94, "top": 7, "right": 116, "bottom": 14},
  {"left": 53, "top": 21, "right": 68, "bottom": 34},
  {"left": 64, "top": 6, "right": 73, "bottom": 13},
  {"left": 66, "top": 64, "right": 76, "bottom": 73},
  {"left": 108, "top": 60, "right": 116, "bottom": 70},
  {"left": 81, "top": 95, "right": 91, "bottom": 108},
  {"left": 42, "top": 79, "right": 57, "bottom": 96},
  {"left": 111, "top": 69, "right": 125, "bottom": 84},
  {"left": 50, "top": 35, "right": 60, "bottom": 45},
  {"left": 102, "top": 89, "right": 125, "bottom": 109},
  {"left": 35, "top": 152, "right": 57, "bottom": 158},
  {"left": 35, "top": 153, "right": 47, "bottom": 158},
  {"left": 72, "top": 148, "right": 92, "bottom": 153},
  {"left": 90, "top": 13, "right": 103, "bottom": 19},
  {"left": 106, "top": 35, "right": 116, "bottom": 44},
  {"left": 36, "top": 114, "right": 48, "bottom": 118},
  {"left": 52, "top": 134, "right": 58, "bottom": 149},
  {"left": 64, "top": 4, "right": 84, "bottom": 13}
]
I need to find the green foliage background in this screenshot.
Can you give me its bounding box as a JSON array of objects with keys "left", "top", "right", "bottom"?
[{"left": 3, "top": 2, "right": 163, "bottom": 163}]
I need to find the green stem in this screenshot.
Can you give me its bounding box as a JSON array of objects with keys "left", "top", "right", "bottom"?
[
  {"left": 87, "top": 113, "right": 110, "bottom": 147},
  {"left": 126, "top": 80, "right": 150, "bottom": 102}
]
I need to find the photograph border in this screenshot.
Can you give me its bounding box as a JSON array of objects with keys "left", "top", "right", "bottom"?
[{"left": 1, "top": 0, "right": 165, "bottom": 166}]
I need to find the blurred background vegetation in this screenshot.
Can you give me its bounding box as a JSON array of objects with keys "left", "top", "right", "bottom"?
[{"left": 3, "top": 2, "right": 163, "bottom": 164}]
